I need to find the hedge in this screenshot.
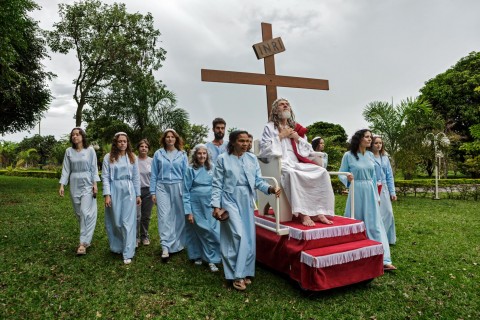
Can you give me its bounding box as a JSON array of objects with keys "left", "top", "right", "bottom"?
[{"left": 2, "top": 169, "right": 480, "bottom": 201}]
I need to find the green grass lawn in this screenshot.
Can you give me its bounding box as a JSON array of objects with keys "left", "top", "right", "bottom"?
[{"left": 0, "top": 176, "right": 479, "bottom": 320}]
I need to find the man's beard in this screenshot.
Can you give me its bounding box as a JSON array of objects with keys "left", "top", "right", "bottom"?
[
  {"left": 214, "top": 132, "right": 224, "bottom": 140},
  {"left": 280, "top": 110, "right": 291, "bottom": 119}
]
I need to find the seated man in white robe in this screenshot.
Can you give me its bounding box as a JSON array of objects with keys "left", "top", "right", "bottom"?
[{"left": 258, "top": 98, "right": 335, "bottom": 226}]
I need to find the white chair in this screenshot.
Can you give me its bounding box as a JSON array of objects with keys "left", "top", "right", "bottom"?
[
  {"left": 254, "top": 140, "right": 355, "bottom": 222},
  {"left": 254, "top": 140, "right": 293, "bottom": 223}
]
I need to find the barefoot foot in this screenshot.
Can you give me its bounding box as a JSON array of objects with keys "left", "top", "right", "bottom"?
[
  {"left": 312, "top": 214, "right": 333, "bottom": 225},
  {"left": 300, "top": 214, "right": 315, "bottom": 227}
]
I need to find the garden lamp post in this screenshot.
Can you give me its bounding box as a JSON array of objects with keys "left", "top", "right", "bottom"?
[{"left": 425, "top": 132, "right": 450, "bottom": 200}]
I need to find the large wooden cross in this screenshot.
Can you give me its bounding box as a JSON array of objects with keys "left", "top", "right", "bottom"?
[{"left": 201, "top": 22, "right": 329, "bottom": 117}]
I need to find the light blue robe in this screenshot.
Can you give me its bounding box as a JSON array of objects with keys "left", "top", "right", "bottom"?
[
  {"left": 183, "top": 165, "right": 220, "bottom": 263},
  {"left": 373, "top": 154, "right": 397, "bottom": 244},
  {"left": 150, "top": 148, "right": 188, "bottom": 253},
  {"left": 206, "top": 141, "right": 228, "bottom": 164},
  {"left": 339, "top": 151, "right": 392, "bottom": 265},
  {"left": 211, "top": 152, "right": 270, "bottom": 280},
  {"left": 102, "top": 154, "right": 140, "bottom": 260},
  {"left": 59, "top": 146, "right": 100, "bottom": 246}
]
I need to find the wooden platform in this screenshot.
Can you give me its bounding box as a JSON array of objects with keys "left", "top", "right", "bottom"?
[{"left": 255, "top": 212, "right": 384, "bottom": 291}]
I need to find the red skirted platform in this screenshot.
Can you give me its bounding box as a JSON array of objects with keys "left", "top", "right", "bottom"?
[{"left": 255, "top": 212, "right": 384, "bottom": 291}]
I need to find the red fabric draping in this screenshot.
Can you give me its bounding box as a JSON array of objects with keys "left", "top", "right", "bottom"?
[{"left": 290, "top": 123, "right": 317, "bottom": 165}]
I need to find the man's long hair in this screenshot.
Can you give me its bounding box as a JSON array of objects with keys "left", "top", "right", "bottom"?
[{"left": 269, "top": 98, "right": 296, "bottom": 130}]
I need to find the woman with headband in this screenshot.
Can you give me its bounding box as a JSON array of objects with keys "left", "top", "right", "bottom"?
[
  {"left": 102, "top": 132, "right": 141, "bottom": 265},
  {"left": 183, "top": 144, "right": 220, "bottom": 272},
  {"left": 59, "top": 127, "right": 100, "bottom": 255},
  {"left": 150, "top": 129, "right": 188, "bottom": 262}
]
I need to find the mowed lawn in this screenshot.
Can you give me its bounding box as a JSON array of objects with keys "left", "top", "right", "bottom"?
[{"left": 0, "top": 175, "right": 478, "bottom": 319}]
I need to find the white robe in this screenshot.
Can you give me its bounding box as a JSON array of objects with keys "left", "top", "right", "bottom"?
[{"left": 259, "top": 122, "right": 335, "bottom": 216}]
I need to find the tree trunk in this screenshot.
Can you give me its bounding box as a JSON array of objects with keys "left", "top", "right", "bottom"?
[{"left": 75, "top": 101, "right": 85, "bottom": 127}]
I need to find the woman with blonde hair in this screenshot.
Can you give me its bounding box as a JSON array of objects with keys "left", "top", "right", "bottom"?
[
  {"left": 150, "top": 129, "right": 188, "bottom": 262},
  {"left": 102, "top": 132, "right": 141, "bottom": 264},
  {"left": 369, "top": 135, "right": 397, "bottom": 245}
]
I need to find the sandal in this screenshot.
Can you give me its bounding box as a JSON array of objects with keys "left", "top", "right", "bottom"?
[
  {"left": 232, "top": 279, "right": 246, "bottom": 291},
  {"left": 244, "top": 278, "right": 252, "bottom": 285}
]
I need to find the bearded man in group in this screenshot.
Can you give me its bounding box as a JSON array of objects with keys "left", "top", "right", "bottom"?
[{"left": 258, "top": 98, "right": 335, "bottom": 226}]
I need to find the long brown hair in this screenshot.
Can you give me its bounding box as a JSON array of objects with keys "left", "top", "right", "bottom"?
[
  {"left": 109, "top": 132, "right": 136, "bottom": 164},
  {"left": 160, "top": 129, "right": 184, "bottom": 151},
  {"left": 368, "top": 136, "right": 386, "bottom": 156},
  {"left": 69, "top": 127, "right": 89, "bottom": 149}
]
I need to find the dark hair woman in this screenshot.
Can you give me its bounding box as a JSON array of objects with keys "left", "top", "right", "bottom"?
[
  {"left": 135, "top": 139, "right": 154, "bottom": 247},
  {"left": 339, "top": 129, "right": 396, "bottom": 271},
  {"left": 59, "top": 127, "right": 100, "bottom": 255},
  {"left": 211, "top": 130, "right": 280, "bottom": 290}
]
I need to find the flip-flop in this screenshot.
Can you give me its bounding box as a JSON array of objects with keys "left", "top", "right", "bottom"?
[{"left": 384, "top": 264, "right": 397, "bottom": 271}]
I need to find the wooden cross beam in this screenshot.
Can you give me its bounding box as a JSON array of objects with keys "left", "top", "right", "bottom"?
[{"left": 201, "top": 22, "right": 329, "bottom": 117}]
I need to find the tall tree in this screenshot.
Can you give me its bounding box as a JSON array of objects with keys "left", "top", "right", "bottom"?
[
  {"left": 47, "top": 0, "right": 166, "bottom": 127},
  {"left": 420, "top": 51, "right": 480, "bottom": 139},
  {"left": 0, "top": 0, "right": 53, "bottom": 134}
]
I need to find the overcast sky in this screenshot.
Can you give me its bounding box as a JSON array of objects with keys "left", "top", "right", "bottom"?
[{"left": 3, "top": 0, "right": 480, "bottom": 142}]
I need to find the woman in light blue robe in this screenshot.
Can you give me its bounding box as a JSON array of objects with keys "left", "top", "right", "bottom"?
[
  {"left": 183, "top": 144, "right": 220, "bottom": 272},
  {"left": 339, "top": 129, "right": 396, "bottom": 271},
  {"left": 211, "top": 130, "right": 280, "bottom": 291},
  {"left": 59, "top": 128, "right": 100, "bottom": 255},
  {"left": 102, "top": 132, "right": 141, "bottom": 264},
  {"left": 151, "top": 129, "right": 188, "bottom": 261},
  {"left": 369, "top": 136, "right": 397, "bottom": 244}
]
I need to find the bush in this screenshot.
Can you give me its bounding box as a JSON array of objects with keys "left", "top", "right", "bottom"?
[{"left": 395, "top": 178, "right": 480, "bottom": 200}]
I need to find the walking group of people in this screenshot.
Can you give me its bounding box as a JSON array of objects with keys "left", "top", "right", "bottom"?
[{"left": 59, "top": 97, "right": 398, "bottom": 291}]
